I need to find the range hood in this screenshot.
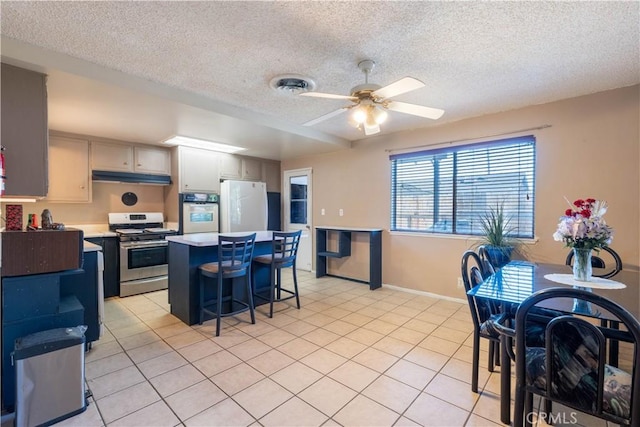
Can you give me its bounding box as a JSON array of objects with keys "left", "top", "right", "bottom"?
[{"left": 92, "top": 170, "right": 171, "bottom": 185}]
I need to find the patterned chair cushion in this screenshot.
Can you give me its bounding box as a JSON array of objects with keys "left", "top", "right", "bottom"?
[{"left": 525, "top": 348, "right": 632, "bottom": 420}]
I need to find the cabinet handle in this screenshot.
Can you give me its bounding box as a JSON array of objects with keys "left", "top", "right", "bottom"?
[
  {"left": 137, "top": 163, "right": 142, "bottom": 167},
  {"left": 123, "top": 162, "right": 128, "bottom": 165}
]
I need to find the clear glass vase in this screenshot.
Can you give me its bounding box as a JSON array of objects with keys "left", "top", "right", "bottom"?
[{"left": 572, "top": 247, "right": 593, "bottom": 282}]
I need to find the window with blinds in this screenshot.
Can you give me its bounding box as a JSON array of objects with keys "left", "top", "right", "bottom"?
[{"left": 390, "top": 135, "right": 535, "bottom": 238}]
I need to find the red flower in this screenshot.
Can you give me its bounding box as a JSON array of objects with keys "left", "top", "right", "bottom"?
[
  {"left": 586, "top": 198, "right": 596, "bottom": 204},
  {"left": 565, "top": 209, "right": 573, "bottom": 216},
  {"left": 580, "top": 209, "right": 591, "bottom": 218},
  {"left": 573, "top": 199, "right": 584, "bottom": 207}
]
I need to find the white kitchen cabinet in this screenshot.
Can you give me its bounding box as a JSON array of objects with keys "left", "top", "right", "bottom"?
[
  {"left": 91, "top": 141, "right": 170, "bottom": 175},
  {"left": 219, "top": 154, "right": 263, "bottom": 182},
  {"left": 134, "top": 146, "right": 171, "bottom": 175},
  {"left": 218, "top": 153, "right": 242, "bottom": 180},
  {"left": 91, "top": 142, "right": 133, "bottom": 172},
  {"left": 47, "top": 136, "right": 90, "bottom": 202},
  {"left": 179, "top": 146, "right": 220, "bottom": 193},
  {"left": 242, "top": 157, "right": 262, "bottom": 181}
]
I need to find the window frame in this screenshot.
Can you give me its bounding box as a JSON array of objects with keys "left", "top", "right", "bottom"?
[{"left": 389, "top": 135, "right": 536, "bottom": 238}]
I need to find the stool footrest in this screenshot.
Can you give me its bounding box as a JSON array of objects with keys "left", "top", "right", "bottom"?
[
  {"left": 254, "top": 288, "right": 296, "bottom": 303},
  {"left": 202, "top": 298, "right": 251, "bottom": 319}
]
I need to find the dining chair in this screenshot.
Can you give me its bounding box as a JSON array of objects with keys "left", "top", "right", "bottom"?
[
  {"left": 461, "top": 250, "right": 502, "bottom": 393},
  {"left": 198, "top": 233, "right": 256, "bottom": 336},
  {"left": 565, "top": 245, "right": 623, "bottom": 279},
  {"left": 492, "top": 287, "right": 639, "bottom": 427},
  {"left": 252, "top": 230, "right": 302, "bottom": 318}
]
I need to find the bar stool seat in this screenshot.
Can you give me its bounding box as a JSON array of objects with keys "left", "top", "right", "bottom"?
[
  {"left": 199, "top": 233, "right": 256, "bottom": 336},
  {"left": 253, "top": 230, "right": 302, "bottom": 318}
]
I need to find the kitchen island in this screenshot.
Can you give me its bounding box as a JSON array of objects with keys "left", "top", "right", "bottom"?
[{"left": 166, "top": 231, "right": 275, "bottom": 325}]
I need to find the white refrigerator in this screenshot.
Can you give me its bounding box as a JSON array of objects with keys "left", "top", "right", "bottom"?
[{"left": 219, "top": 180, "right": 268, "bottom": 232}]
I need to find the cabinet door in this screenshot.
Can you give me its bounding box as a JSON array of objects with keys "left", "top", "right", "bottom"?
[
  {"left": 1, "top": 64, "right": 48, "bottom": 197},
  {"left": 91, "top": 142, "right": 133, "bottom": 172},
  {"left": 134, "top": 146, "right": 170, "bottom": 175},
  {"left": 179, "top": 147, "right": 220, "bottom": 193},
  {"left": 218, "top": 153, "right": 242, "bottom": 179},
  {"left": 47, "top": 137, "right": 90, "bottom": 202},
  {"left": 242, "top": 158, "right": 262, "bottom": 181},
  {"left": 262, "top": 161, "right": 281, "bottom": 192}
]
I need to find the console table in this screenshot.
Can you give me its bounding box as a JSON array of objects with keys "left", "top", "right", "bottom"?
[{"left": 315, "top": 226, "right": 382, "bottom": 290}]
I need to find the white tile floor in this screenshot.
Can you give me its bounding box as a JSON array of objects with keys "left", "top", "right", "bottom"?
[{"left": 48, "top": 271, "right": 621, "bottom": 427}]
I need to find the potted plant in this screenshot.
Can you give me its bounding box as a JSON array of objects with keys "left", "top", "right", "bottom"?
[{"left": 475, "top": 202, "right": 519, "bottom": 268}]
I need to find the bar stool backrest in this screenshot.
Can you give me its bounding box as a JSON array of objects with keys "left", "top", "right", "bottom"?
[
  {"left": 218, "top": 234, "right": 256, "bottom": 277},
  {"left": 270, "top": 230, "right": 302, "bottom": 268}
]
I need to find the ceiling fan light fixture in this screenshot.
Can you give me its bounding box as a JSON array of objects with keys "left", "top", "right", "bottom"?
[
  {"left": 371, "top": 106, "right": 388, "bottom": 124},
  {"left": 351, "top": 105, "right": 368, "bottom": 124}
]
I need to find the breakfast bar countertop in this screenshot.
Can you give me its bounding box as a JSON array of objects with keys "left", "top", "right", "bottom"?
[{"left": 166, "top": 230, "right": 274, "bottom": 247}]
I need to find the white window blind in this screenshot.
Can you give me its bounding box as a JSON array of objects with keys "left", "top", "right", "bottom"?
[{"left": 390, "top": 135, "right": 535, "bottom": 238}]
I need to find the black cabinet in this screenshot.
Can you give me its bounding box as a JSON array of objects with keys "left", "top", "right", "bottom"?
[
  {"left": 1, "top": 63, "right": 48, "bottom": 197},
  {"left": 1, "top": 271, "right": 85, "bottom": 410},
  {"left": 85, "top": 236, "right": 119, "bottom": 297}
]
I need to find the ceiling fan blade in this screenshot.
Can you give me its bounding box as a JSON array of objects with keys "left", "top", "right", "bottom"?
[
  {"left": 303, "top": 108, "right": 348, "bottom": 126},
  {"left": 364, "top": 123, "right": 380, "bottom": 136},
  {"left": 300, "top": 92, "right": 358, "bottom": 101},
  {"left": 386, "top": 101, "right": 445, "bottom": 120},
  {"left": 372, "top": 77, "right": 425, "bottom": 100}
]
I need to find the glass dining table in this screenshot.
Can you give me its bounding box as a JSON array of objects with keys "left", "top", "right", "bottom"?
[{"left": 468, "top": 260, "right": 639, "bottom": 424}]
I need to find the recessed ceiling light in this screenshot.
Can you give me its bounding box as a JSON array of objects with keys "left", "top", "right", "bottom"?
[
  {"left": 162, "top": 136, "right": 246, "bottom": 153},
  {"left": 270, "top": 74, "right": 316, "bottom": 95}
]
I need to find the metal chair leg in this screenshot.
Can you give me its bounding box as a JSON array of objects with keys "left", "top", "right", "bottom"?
[
  {"left": 293, "top": 265, "right": 300, "bottom": 309},
  {"left": 215, "top": 276, "right": 223, "bottom": 337}
]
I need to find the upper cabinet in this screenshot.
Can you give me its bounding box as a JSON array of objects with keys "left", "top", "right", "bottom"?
[
  {"left": 47, "top": 136, "right": 90, "bottom": 202},
  {"left": 219, "top": 154, "right": 273, "bottom": 183},
  {"left": 178, "top": 146, "right": 220, "bottom": 193},
  {"left": 218, "top": 153, "right": 242, "bottom": 180},
  {"left": 134, "top": 146, "right": 170, "bottom": 175},
  {"left": 91, "top": 142, "right": 133, "bottom": 172},
  {"left": 91, "top": 142, "right": 170, "bottom": 175},
  {"left": 262, "top": 161, "right": 281, "bottom": 192},
  {"left": 1, "top": 63, "right": 48, "bottom": 197}
]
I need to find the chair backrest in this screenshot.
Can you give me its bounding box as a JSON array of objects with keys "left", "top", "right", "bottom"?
[
  {"left": 217, "top": 233, "right": 256, "bottom": 277},
  {"left": 565, "top": 246, "right": 623, "bottom": 279},
  {"left": 514, "top": 288, "right": 640, "bottom": 425},
  {"left": 270, "top": 230, "right": 301, "bottom": 268},
  {"left": 461, "top": 250, "right": 498, "bottom": 330},
  {"left": 477, "top": 245, "right": 497, "bottom": 275}
]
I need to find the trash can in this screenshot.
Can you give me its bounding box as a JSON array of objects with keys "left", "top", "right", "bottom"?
[{"left": 13, "top": 326, "right": 88, "bottom": 427}]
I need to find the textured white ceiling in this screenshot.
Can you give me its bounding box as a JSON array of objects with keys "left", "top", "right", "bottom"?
[{"left": 1, "top": 1, "right": 639, "bottom": 159}]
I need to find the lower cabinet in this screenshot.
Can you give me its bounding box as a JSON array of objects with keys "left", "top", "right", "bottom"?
[
  {"left": 85, "top": 237, "right": 119, "bottom": 298},
  {"left": 1, "top": 268, "right": 93, "bottom": 410}
]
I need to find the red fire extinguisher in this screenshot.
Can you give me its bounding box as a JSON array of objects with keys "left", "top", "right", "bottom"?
[{"left": 0, "top": 145, "right": 5, "bottom": 196}]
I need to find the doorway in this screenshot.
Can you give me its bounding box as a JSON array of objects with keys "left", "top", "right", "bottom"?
[{"left": 283, "top": 168, "right": 312, "bottom": 271}]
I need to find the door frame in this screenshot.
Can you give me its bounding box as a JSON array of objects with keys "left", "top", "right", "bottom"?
[{"left": 283, "top": 167, "right": 313, "bottom": 272}]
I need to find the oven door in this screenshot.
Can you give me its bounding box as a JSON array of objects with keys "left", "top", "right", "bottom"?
[
  {"left": 120, "top": 240, "right": 168, "bottom": 282},
  {"left": 182, "top": 203, "right": 219, "bottom": 234}
]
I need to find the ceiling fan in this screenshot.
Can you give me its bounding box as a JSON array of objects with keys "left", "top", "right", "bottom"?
[{"left": 301, "top": 60, "right": 444, "bottom": 136}]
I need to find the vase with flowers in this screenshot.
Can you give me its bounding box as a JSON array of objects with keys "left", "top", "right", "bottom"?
[{"left": 553, "top": 198, "right": 614, "bottom": 281}]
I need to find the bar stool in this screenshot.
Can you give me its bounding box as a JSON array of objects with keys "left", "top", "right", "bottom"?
[
  {"left": 252, "top": 230, "right": 302, "bottom": 318},
  {"left": 199, "top": 233, "right": 256, "bottom": 336}
]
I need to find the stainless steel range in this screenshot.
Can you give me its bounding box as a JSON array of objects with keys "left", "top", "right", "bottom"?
[{"left": 108, "top": 212, "right": 177, "bottom": 297}]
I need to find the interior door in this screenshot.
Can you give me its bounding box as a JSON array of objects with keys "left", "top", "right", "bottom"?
[{"left": 283, "top": 168, "right": 312, "bottom": 271}]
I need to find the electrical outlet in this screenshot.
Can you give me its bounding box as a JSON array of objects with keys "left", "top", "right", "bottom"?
[
  {"left": 339, "top": 209, "right": 344, "bottom": 216},
  {"left": 457, "top": 277, "right": 464, "bottom": 289},
  {"left": 321, "top": 208, "right": 325, "bottom": 216}
]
